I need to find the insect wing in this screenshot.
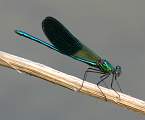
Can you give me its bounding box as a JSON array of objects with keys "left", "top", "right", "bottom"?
[{"left": 42, "top": 17, "right": 101, "bottom": 66}]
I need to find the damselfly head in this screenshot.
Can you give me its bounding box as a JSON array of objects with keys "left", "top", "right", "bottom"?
[{"left": 115, "top": 65, "right": 122, "bottom": 77}]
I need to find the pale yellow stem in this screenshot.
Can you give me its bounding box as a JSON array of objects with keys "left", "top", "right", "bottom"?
[{"left": 0, "top": 51, "right": 145, "bottom": 114}]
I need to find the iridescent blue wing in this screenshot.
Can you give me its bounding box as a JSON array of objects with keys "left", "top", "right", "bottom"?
[
  {"left": 15, "top": 17, "right": 101, "bottom": 67},
  {"left": 42, "top": 17, "right": 101, "bottom": 66}
]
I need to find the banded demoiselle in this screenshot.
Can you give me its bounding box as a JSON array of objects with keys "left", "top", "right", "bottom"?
[{"left": 15, "top": 16, "right": 122, "bottom": 100}]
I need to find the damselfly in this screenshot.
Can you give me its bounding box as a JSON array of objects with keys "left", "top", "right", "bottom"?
[{"left": 15, "top": 16, "right": 122, "bottom": 100}]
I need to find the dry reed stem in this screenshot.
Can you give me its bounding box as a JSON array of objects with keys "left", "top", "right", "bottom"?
[{"left": 0, "top": 51, "right": 145, "bottom": 114}]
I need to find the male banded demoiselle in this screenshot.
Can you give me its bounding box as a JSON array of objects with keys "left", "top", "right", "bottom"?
[{"left": 15, "top": 16, "right": 122, "bottom": 100}]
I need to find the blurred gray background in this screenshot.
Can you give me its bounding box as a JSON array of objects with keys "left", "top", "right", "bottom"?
[{"left": 0, "top": 0, "right": 145, "bottom": 119}]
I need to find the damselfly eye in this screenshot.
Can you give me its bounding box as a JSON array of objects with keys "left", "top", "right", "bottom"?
[{"left": 115, "top": 65, "right": 122, "bottom": 77}]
